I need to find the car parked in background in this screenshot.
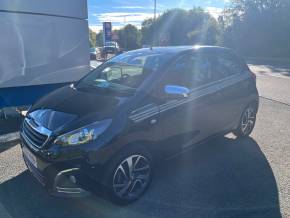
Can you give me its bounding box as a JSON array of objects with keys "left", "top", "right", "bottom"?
[
  {"left": 102, "top": 41, "right": 119, "bottom": 54},
  {"left": 20, "top": 46, "right": 259, "bottom": 205},
  {"left": 90, "top": 47, "right": 98, "bottom": 60}
]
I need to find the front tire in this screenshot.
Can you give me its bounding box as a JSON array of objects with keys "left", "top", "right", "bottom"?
[
  {"left": 103, "top": 147, "right": 152, "bottom": 205},
  {"left": 233, "top": 105, "right": 257, "bottom": 137}
]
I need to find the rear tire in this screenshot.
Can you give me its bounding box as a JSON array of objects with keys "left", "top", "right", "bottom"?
[
  {"left": 102, "top": 146, "right": 152, "bottom": 205},
  {"left": 233, "top": 105, "right": 257, "bottom": 137}
]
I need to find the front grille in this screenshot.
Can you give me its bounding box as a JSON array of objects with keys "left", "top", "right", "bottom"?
[{"left": 22, "top": 119, "right": 49, "bottom": 148}]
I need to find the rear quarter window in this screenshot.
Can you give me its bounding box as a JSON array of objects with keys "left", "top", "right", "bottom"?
[{"left": 209, "top": 53, "right": 246, "bottom": 80}]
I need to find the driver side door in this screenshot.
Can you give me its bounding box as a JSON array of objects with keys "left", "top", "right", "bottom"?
[{"left": 152, "top": 53, "right": 214, "bottom": 152}]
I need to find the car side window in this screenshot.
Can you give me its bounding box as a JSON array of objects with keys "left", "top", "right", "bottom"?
[
  {"left": 211, "top": 54, "right": 244, "bottom": 79},
  {"left": 163, "top": 54, "right": 213, "bottom": 90}
]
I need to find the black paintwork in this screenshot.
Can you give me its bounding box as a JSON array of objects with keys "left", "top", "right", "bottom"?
[{"left": 20, "top": 46, "right": 259, "bottom": 196}]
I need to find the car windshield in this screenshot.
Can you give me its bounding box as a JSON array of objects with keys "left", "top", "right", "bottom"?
[{"left": 77, "top": 51, "right": 172, "bottom": 94}]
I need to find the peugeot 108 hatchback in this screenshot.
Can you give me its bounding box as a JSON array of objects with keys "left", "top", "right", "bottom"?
[{"left": 20, "top": 46, "right": 259, "bottom": 204}]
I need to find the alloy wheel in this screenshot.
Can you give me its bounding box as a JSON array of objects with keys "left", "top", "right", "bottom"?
[
  {"left": 241, "top": 107, "right": 255, "bottom": 135},
  {"left": 112, "top": 155, "right": 151, "bottom": 200}
]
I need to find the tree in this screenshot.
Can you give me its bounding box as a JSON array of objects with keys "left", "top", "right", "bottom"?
[
  {"left": 141, "top": 8, "right": 219, "bottom": 46},
  {"left": 95, "top": 30, "right": 103, "bottom": 47},
  {"left": 89, "top": 28, "right": 96, "bottom": 48},
  {"left": 220, "top": 0, "right": 290, "bottom": 57},
  {"left": 141, "top": 18, "right": 155, "bottom": 46},
  {"left": 117, "top": 24, "right": 141, "bottom": 50}
]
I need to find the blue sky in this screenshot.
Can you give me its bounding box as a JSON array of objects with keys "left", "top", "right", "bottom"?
[{"left": 88, "top": 0, "right": 229, "bottom": 32}]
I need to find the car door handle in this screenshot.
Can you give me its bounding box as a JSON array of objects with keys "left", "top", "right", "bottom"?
[
  {"left": 210, "top": 91, "right": 222, "bottom": 101},
  {"left": 215, "top": 91, "right": 223, "bottom": 97},
  {"left": 150, "top": 119, "right": 157, "bottom": 125}
]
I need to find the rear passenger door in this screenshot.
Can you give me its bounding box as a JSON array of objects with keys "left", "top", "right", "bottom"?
[{"left": 205, "top": 52, "right": 251, "bottom": 132}]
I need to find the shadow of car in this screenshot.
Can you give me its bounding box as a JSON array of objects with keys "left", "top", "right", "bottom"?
[{"left": 0, "top": 136, "right": 281, "bottom": 218}]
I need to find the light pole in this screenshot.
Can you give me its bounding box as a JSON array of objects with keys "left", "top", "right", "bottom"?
[
  {"left": 152, "top": 0, "right": 157, "bottom": 47},
  {"left": 154, "top": 0, "right": 157, "bottom": 22}
]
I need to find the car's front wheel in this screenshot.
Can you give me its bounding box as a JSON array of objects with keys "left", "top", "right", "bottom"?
[
  {"left": 233, "top": 105, "right": 257, "bottom": 137},
  {"left": 103, "top": 147, "right": 152, "bottom": 205}
]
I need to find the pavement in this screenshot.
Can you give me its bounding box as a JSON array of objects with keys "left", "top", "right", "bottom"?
[
  {"left": 0, "top": 60, "right": 289, "bottom": 217},
  {"left": 248, "top": 62, "right": 290, "bottom": 105}
]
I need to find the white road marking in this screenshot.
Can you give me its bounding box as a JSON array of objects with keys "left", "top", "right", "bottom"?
[
  {"left": 249, "top": 65, "right": 290, "bottom": 80},
  {"left": 255, "top": 72, "right": 290, "bottom": 80}
]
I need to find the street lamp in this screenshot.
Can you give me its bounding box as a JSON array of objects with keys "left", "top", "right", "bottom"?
[
  {"left": 154, "top": 0, "right": 157, "bottom": 22},
  {"left": 152, "top": 0, "right": 157, "bottom": 47}
]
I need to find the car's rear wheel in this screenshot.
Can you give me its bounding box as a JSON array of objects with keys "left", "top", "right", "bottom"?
[
  {"left": 103, "top": 147, "right": 152, "bottom": 205},
  {"left": 233, "top": 105, "right": 257, "bottom": 137}
]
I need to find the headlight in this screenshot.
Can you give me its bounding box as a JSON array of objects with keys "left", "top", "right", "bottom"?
[{"left": 54, "top": 119, "right": 112, "bottom": 146}]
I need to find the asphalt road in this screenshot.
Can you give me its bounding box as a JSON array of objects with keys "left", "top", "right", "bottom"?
[{"left": 0, "top": 61, "right": 289, "bottom": 218}]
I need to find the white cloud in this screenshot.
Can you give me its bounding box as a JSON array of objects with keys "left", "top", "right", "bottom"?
[
  {"left": 89, "top": 25, "right": 102, "bottom": 33},
  {"left": 89, "top": 23, "right": 142, "bottom": 33},
  {"left": 89, "top": 6, "right": 224, "bottom": 32},
  {"left": 114, "top": 6, "right": 149, "bottom": 9},
  {"left": 89, "top": 25, "right": 125, "bottom": 33},
  {"left": 96, "top": 12, "right": 157, "bottom": 23},
  {"left": 205, "top": 7, "right": 223, "bottom": 19},
  {"left": 89, "top": 12, "right": 158, "bottom": 33}
]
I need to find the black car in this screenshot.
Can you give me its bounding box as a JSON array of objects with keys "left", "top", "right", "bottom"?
[{"left": 20, "top": 46, "right": 259, "bottom": 205}]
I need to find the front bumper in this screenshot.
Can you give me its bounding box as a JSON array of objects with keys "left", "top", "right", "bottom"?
[
  {"left": 50, "top": 168, "right": 90, "bottom": 198},
  {"left": 22, "top": 145, "right": 91, "bottom": 198}
]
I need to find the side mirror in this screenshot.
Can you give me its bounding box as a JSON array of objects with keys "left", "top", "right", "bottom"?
[{"left": 164, "top": 85, "right": 190, "bottom": 98}]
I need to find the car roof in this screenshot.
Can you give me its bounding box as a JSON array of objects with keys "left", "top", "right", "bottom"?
[{"left": 128, "top": 45, "right": 234, "bottom": 56}]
